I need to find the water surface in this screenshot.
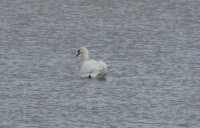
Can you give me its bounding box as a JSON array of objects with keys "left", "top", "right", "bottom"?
[{"left": 0, "top": 0, "right": 200, "bottom": 128}]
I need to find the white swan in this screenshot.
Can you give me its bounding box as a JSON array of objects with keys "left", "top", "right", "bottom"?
[{"left": 76, "top": 47, "right": 107, "bottom": 78}]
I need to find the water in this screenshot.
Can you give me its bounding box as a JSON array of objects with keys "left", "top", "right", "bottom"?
[{"left": 0, "top": 0, "right": 200, "bottom": 128}]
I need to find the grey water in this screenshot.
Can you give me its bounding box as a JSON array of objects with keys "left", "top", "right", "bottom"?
[{"left": 0, "top": 0, "right": 200, "bottom": 128}]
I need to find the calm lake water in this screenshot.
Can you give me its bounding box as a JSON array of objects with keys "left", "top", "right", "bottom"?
[{"left": 0, "top": 0, "right": 200, "bottom": 128}]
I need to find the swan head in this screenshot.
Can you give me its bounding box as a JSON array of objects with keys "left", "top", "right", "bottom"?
[{"left": 76, "top": 47, "right": 88, "bottom": 57}]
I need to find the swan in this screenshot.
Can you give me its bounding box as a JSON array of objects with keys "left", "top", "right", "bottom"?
[{"left": 76, "top": 47, "right": 107, "bottom": 78}]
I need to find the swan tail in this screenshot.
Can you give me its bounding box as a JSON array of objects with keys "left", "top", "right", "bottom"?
[{"left": 96, "top": 68, "right": 107, "bottom": 79}]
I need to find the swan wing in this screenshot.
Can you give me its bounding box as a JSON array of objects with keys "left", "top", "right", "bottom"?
[{"left": 80, "top": 60, "right": 107, "bottom": 75}]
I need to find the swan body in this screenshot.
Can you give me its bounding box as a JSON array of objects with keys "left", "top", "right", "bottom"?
[{"left": 76, "top": 47, "right": 107, "bottom": 78}]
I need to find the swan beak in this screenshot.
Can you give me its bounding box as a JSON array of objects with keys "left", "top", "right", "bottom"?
[{"left": 76, "top": 51, "right": 80, "bottom": 57}]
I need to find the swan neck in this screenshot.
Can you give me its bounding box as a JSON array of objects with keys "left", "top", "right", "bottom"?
[{"left": 83, "top": 50, "right": 89, "bottom": 62}]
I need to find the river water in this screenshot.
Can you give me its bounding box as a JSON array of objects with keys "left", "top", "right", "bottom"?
[{"left": 0, "top": 0, "right": 200, "bottom": 128}]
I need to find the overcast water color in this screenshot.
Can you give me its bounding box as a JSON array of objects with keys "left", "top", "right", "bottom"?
[{"left": 0, "top": 0, "right": 200, "bottom": 128}]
